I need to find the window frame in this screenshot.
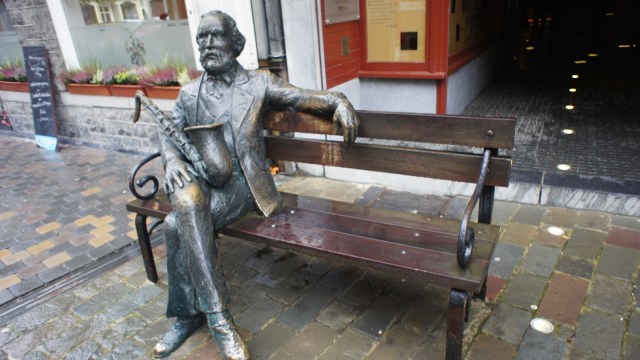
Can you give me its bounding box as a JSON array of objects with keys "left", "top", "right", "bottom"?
[{"left": 358, "top": 0, "right": 449, "bottom": 79}]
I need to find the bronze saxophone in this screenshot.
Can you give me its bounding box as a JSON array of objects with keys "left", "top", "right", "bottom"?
[{"left": 133, "top": 91, "right": 232, "bottom": 187}]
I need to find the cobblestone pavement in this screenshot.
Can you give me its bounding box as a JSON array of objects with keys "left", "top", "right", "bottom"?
[
  {"left": 0, "top": 136, "right": 162, "bottom": 308},
  {"left": 1, "top": 162, "right": 640, "bottom": 359}
]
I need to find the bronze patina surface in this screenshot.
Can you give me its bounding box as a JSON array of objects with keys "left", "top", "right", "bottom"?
[{"left": 135, "top": 10, "right": 359, "bottom": 360}]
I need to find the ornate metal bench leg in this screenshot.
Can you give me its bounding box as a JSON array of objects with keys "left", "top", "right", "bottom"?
[
  {"left": 446, "top": 289, "right": 470, "bottom": 360},
  {"left": 474, "top": 280, "right": 488, "bottom": 301},
  {"left": 134, "top": 213, "right": 159, "bottom": 283}
]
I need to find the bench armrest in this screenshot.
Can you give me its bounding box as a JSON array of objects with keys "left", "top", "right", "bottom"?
[
  {"left": 129, "top": 152, "right": 162, "bottom": 200},
  {"left": 457, "top": 149, "right": 492, "bottom": 269}
]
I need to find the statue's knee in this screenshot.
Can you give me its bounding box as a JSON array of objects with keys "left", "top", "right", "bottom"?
[{"left": 171, "top": 183, "right": 208, "bottom": 212}]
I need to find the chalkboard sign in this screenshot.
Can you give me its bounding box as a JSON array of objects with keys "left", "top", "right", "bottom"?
[{"left": 23, "top": 46, "right": 58, "bottom": 151}]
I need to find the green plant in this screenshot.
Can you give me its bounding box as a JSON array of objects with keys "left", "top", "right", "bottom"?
[
  {"left": 138, "top": 59, "right": 200, "bottom": 87},
  {"left": 103, "top": 66, "right": 141, "bottom": 85},
  {"left": 0, "top": 58, "right": 27, "bottom": 82},
  {"left": 59, "top": 63, "right": 104, "bottom": 84}
]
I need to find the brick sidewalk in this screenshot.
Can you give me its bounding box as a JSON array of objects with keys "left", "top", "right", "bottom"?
[
  {"left": 0, "top": 136, "right": 162, "bottom": 307},
  {"left": 1, "top": 166, "right": 639, "bottom": 359}
]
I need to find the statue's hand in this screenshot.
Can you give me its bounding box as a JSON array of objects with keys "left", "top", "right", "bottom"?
[
  {"left": 190, "top": 159, "right": 212, "bottom": 186},
  {"left": 164, "top": 159, "right": 197, "bottom": 193},
  {"left": 333, "top": 101, "right": 359, "bottom": 146}
]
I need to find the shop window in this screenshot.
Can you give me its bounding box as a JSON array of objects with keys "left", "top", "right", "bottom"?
[
  {"left": 0, "top": 0, "right": 22, "bottom": 61},
  {"left": 62, "top": 0, "right": 194, "bottom": 67}
]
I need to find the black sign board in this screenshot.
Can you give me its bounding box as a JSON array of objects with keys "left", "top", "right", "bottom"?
[{"left": 23, "top": 46, "right": 58, "bottom": 151}]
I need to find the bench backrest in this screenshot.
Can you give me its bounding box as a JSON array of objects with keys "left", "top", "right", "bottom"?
[{"left": 263, "top": 111, "right": 515, "bottom": 187}]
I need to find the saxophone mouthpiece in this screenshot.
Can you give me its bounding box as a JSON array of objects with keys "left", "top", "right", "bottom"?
[{"left": 132, "top": 91, "right": 144, "bottom": 123}]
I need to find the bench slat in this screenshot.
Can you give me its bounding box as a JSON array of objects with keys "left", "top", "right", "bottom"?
[
  {"left": 281, "top": 193, "right": 500, "bottom": 240},
  {"left": 264, "top": 111, "right": 515, "bottom": 149},
  {"left": 266, "top": 137, "right": 512, "bottom": 187},
  {"left": 272, "top": 205, "right": 495, "bottom": 260},
  {"left": 222, "top": 214, "right": 489, "bottom": 292},
  {"left": 125, "top": 192, "right": 502, "bottom": 245}
]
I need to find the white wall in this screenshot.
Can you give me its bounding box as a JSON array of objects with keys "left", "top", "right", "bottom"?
[
  {"left": 359, "top": 78, "right": 437, "bottom": 113},
  {"left": 329, "top": 77, "right": 438, "bottom": 113},
  {"left": 446, "top": 42, "right": 505, "bottom": 114},
  {"left": 280, "top": 1, "right": 323, "bottom": 89},
  {"left": 328, "top": 77, "right": 361, "bottom": 108}
]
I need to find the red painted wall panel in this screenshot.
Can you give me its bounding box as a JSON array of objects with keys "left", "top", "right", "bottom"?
[{"left": 322, "top": 14, "right": 361, "bottom": 88}]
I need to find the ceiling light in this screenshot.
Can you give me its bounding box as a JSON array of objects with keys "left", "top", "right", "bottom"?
[
  {"left": 619, "top": 44, "right": 631, "bottom": 48},
  {"left": 574, "top": 60, "right": 587, "bottom": 64},
  {"left": 569, "top": 88, "right": 576, "bottom": 92},
  {"left": 562, "top": 129, "right": 574, "bottom": 134},
  {"left": 587, "top": 53, "right": 598, "bottom": 57},
  {"left": 565, "top": 105, "right": 574, "bottom": 110},
  {"left": 557, "top": 164, "right": 571, "bottom": 171},
  {"left": 526, "top": 46, "right": 535, "bottom": 51},
  {"left": 571, "top": 74, "right": 579, "bottom": 79}
]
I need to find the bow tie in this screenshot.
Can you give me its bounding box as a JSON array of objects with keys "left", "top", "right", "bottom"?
[{"left": 207, "top": 72, "right": 233, "bottom": 86}]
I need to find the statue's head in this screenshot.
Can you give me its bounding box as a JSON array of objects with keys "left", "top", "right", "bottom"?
[{"left": 196, "top": 10, "right": 246, "bottom": 74}]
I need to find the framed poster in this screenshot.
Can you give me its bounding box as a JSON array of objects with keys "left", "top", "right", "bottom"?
[{"left": 365, "top": 0, "right": 426, "bottom": 63}]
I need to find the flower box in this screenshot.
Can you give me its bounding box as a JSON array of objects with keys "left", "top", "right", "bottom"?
[
  {"left": 0, "top": 81, "right": 29, "bottom": 92},
  {"left": 66, "top": 83, "right": 111, "bottom": 96},
  {"left": 144, "top": 86, "right": 180, "bottom": 99},
  {"left": 108, "top": 84, "right": 146, "bottom": 97}
]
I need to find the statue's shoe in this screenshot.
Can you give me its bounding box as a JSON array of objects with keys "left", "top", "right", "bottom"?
[
  {"left": 153, "top": 315, "right": 204, "bottom": 358},
  {"left": 208, "top": 311, "right": 250, "bottom": 360}
]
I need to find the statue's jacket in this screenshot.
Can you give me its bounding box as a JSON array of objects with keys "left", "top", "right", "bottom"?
[{"left": 161, "top": 61, "right": 347, "bottom": 218}]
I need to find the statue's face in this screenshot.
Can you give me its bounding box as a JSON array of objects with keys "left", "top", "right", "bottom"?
[{"left": 196, "top": 15, "right": 235, "bottom": 74}]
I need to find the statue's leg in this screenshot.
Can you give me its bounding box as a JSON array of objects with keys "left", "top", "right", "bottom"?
[
  {"left": 207, "top": 310, "right": 250, "bottom": 360},
  {"left": 170, "top": 182, "right": 230, "bottom": 314},
  {"left": 154, "top": 213, "right": 204, "bottom": 358},
  {"left": 163, "top": 174, "right": 255, "bottom": 359},
  {"left": 203, "top": 179, "right": 256, "bottom": 359}
]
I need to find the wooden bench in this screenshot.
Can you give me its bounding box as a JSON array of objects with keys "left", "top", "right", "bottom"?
[{"left": 126, "top": 110, "right": 515, "bottom": 359}]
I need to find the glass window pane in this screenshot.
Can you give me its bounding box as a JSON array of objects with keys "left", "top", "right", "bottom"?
[
  {"left": 0, "top": 0, "right": 22, "bottom": 61},
  {"left": 64, "top": 0, "right": 194, "bottom": 67}
]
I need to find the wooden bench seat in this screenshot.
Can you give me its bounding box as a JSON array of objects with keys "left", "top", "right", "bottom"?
[{"left": 126, "top": 109, "right": 515, "bottom": 359}]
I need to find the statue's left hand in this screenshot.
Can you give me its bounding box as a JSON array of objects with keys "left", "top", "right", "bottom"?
[{"left": 333, "top": 101, "right": 359, "bottom": 146}]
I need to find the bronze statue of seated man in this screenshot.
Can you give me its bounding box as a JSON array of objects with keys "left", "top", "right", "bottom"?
[{"left": 152, "top": 10, "right": 359, "bottom": 360}]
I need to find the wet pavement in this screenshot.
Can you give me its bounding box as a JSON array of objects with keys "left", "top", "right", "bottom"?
[{"left": 1, "top": 136, "right": 640, "bottom": 359}]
